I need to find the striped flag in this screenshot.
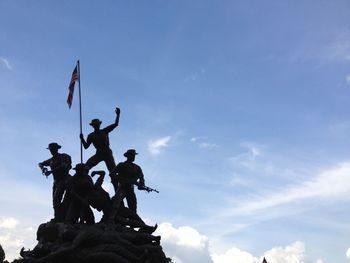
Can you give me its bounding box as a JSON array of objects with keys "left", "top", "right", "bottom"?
[{"left": 67, "top": 64, "right": 79, "bottom": 108}]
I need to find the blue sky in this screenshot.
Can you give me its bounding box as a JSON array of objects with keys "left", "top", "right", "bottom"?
[{"left": 1, "top": 1, "right": 350, "bottom": 262}]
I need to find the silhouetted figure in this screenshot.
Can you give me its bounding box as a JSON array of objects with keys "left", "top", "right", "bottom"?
[
  {"left": 80, "top": 107, "right": 120, "bottom": 176},
  {"left": 109, "top": 149, "right": 145, "bottom": 220},
  {"left": 0, "top": 244, "right": 5, "bottom": 263},
  {"left": 88, "top": 170, "right": 113, "bottom": 219},
  {"left": 65, "top": 164, "right": 95, "bottom": 224},
  {"left": 39, "top": 143, "right": 72, "bottom": 221}
]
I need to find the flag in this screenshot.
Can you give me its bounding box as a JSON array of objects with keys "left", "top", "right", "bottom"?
[
  {"left": 262, "top": 257, "right": 268, "bottom": 263},
  {"left": 67, "top": 64, "right": 79, "bottom": 108}
]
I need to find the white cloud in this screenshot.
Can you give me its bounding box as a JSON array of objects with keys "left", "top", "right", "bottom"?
[
  {"left": 212, "top": 242, "right": 306, "bottom": 263},
  {"left": 0, "top": 234, "right": 23, "bottom": 261},
  {"left": 156, "top": 223, "right": 208, "bottom": 250},
  {"left": 155, "top": 223, "right": 319, "bottom": 263},
  {"left": 0, "top": 57, "right": 12, "bottom": 70},
  {"left": 155, "top": 223, "right": 213, "bottom": 263},
  {"left": 264, "top": 241, "right": 304, "bottom": 263},
  {"left": 148, "top": 136, "right": 171, "bottom": 155},
  {"left": 346, "top": 247, "right": 350, "bottom": 260},
  {"left": 211, "top": 247, "right": 259, "bottom": 263},
  {"left": 0, "top": 217, "right": 18, "bottom": 229}
]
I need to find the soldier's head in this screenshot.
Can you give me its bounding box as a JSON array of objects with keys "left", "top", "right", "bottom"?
[
  {"left": 73, "top": 163, "right": 89, "bottom": 176},
  {"left": 124, "top": 149, "right": 138, "bottom": 162},
  {"left": 89, "top": 119, "right": 102, "bottom": 130},
  {"left": 47, "top": 143, "right": 61, "bottom": 156}
]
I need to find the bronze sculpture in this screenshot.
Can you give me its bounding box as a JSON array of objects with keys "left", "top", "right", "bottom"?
[{"left": 38, "top": 143, "right": 72, "bottom": 222}]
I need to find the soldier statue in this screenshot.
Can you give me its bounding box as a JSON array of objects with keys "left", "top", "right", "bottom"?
[
  {"left": 65, "top": 163, "right": 95, "bottom": 224},
  {"left": 38, "top": 143, "right": 72, "bottom": 221},
  {"left": 80, "top": 107, "right": 120, "bottom": 190},
  {"left": 111, "top": 149, "right": 145, "bottom": 215}
]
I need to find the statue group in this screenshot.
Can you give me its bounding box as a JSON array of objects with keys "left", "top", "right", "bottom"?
[{"left": 20, "top": 107, "right": 170, "bottom": 263}]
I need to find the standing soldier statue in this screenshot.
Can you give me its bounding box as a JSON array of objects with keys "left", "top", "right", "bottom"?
[
  {"left": 80, "top": 107, "right": 120, "bottom": 191},
  {"left": 112, "top": 149, "right": 145, "bottom": 214},
  {"left": 38, "top": 143, "right": 72, "bottom": 222},
  {"left": 108, "top": 148, "right": 159, "bottom": 224}
]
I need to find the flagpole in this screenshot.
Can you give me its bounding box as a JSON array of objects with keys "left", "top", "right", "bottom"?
[{"left": 77, "top": 60, "right": 83, "bottom": 163}]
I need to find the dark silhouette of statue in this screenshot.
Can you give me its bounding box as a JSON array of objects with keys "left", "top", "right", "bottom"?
[
  {"left": 39, "top": 143, "right": 72, "bottom": 222},
  {"left": 65, "top": 164, "right": 95, "bottom": 224},
  {"left": 88, "top": 171, "right": 157, "bottom": 233},
  {"left": 21, "top": 223, "right": 169, "bottom": 263},
  {"left": 80, "top": 107, "right": 120, "bottom": 175},
  {"left": 111, "top": 149, "right": 145, "bottom": 214},
  {"left": 23, "top": 108, "right": 170, "bottom": 263},
  {"left": 0, "top": 244, "right": 5, "bottom": 263}
]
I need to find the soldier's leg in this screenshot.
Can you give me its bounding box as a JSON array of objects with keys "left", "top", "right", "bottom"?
[
  {"left": 85, "top": 154, "right": 103, "bottom": 170},
  {"left": 52, "top": 181, "right": 57, "bottom": 210},
  {"left": 104, "top": 151, "right": 118, "bottom": 193},
  {"left": 125, "top": 187, "right": 137, "bottom": 213},
  {"left": 104, "top": 150, "right": 116, "bottom": 172},
  {"left": 53, "top": 180, "right": 66, "bottom": 221},
  {"left": 107, "top": 188, "right": 126, "bottom": 222},
  {"left": 65, "top": 199, "right": 80, "bottom": 223}
]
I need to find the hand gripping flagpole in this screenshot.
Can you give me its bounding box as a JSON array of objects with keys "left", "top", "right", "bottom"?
[{"left": 77, "top": 60, "right": 83, "bottom": 163}]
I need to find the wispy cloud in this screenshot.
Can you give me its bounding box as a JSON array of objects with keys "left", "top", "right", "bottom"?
[
  {"left": 287, "top": 33, "right": 350, "bottom": 66},
  {"left": 190, "top": 136, "right": 219, "bottom": 149},
  {"left": 240, "top": 142, "right": 263, "bottom": 158},
  {"left": 227, "top": 161, "right": 350, "bottom": 216},
  {"left": 228, "top": 142, "right": 265, "bottom": 172},
  {"left": 190, "top": 136, "right": 208, "bottom": 142},
  {"left": 199, "top": 142, "right": 219, "bottom": 149},
  {"left": 322, "top": 36, "right": 350, "bottom": 61},
  {"left": 0, "top": 57, "right": 13, "bottom": 70},
  {"left": 148, "top": 136, "right": 171, "bottom": 155},
  {"left": 346, "top": 75, "right": 350, "bottom": 85},
  {"left": 184, "top": 68, "right": 206, "bottom": 82}
]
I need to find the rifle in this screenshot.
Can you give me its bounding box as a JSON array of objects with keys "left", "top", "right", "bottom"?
[
  {"left": 112, "top": 173, "right": 159, "bottom": 193},
  {"left": 136, "top": 182, "right": 159, "bottom": 193}
]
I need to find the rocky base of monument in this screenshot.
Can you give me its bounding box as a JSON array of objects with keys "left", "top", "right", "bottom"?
[{"left": 20, "top": 221, "right": 172, "bottom": 263}]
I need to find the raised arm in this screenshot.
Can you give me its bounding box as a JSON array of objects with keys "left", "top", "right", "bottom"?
[
  {"left": 104, "top": 107, "right": 121, "bottom": 133},
  {"left": 91, "top": 170, "right": 106, "bottom": 188}
]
